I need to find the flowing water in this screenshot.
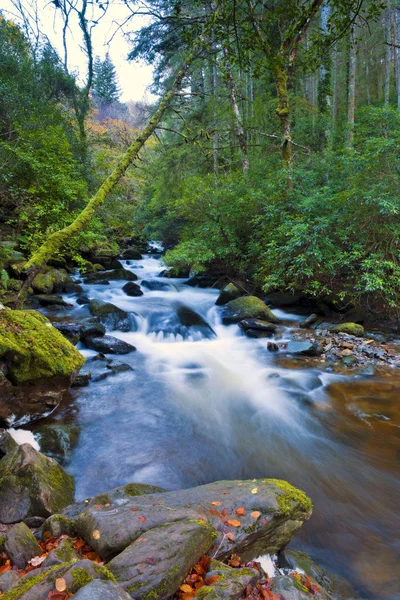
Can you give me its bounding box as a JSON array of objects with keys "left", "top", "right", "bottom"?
[{"left": 37, "top": 253, "right": 400, "bottom": 599}]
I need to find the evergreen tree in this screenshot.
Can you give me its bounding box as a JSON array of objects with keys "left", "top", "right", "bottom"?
[{"left": 92, "top": 53, "right": 120, "bottom": 106}]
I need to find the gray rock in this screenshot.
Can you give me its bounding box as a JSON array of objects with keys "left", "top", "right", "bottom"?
[
  {"left": 177, "top": 305, "right": 216, "bottom": 339},
  {"left": 0, "top": 569, "right": 20, "bottom": 593},
  {"left": 122, "top": 281, "right": 143, "bottom": 297},
  {"left": 141, "top": 280, "right": 172, "bottom": 291},
  {"left": 41, "top": 537, "right": 80, "bottom": 568},
  {"left": 215, "top": 283, "right": 244, "bottom": 306},
  {"left": 63, "top": 482, "right": 166, "bottom": 520},
  {"left": 72, "top": 580, "right": 133, "bottom": 600},
  {"left": 64, "top": 282, "right": 83, "bottom": 294},
  {"left": 73, "top": 479, "right": 312, "bottom": 562},
  {"left": 222, "top": 296, "right": 281, "bottom": 325},
  {"left": 108, "top": 519, "right": 216, "bottom": 599},
  {"left": 299, "top": 313, "right": 319, "bottom": 328},
  {"left": 0, "top": 434, "right": 75, "bottom": 523},
  {"left": 83, "top": 335, "right": 136, "bottom": 355},
  {"left": 52, "top": 322, "right": 81, "bottom": 344},
  {"left": 72, "top": 372, "right": 92, "bottom": 387},
  {"left": 35, "top": 424, "right": 80, "bottom": 462},
  {"left": 89, "top": 300, "right": 131, "bottom": 331},
  {"left": 270, "top": 575, "right": 332, "bottom": 600},
  {"left": 122, "top": 247, "right": 143, "bottom": 260},
  {"left": 80, "top": 321, "right": 106, "bottom": 339},
  {"left": 42, "top": 514, "right": 77, "bottom": 538},
  {"left": 33, "top": 294, "right": 68, "bottom": 307},
  {"left": 84, "top": 269, "right": 138, "bottom": 284},
  {"left": 286, "top": 340, "right": 321, "bottom": 357},
  {"left": 195, "top": 560, "right": 260, "bottom": 599},
  {"left": 280, "top": 549, "right": 358, "bottom": 599},
  {"left": 7, "top": 559, "right": 116, "bottom": 599},
  {"left": 5, "top": 522, "right": 41, "bottom": 569},
  {"left": 77, "top": 295, "right": 91, "bottom": 305}
]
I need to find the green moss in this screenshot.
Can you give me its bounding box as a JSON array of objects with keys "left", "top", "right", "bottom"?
[
  {"left": 70, "top": 568, "right": 94, "bottom": 592},
  {"left": 1, "top": 563, "right": 70, "bottom": 600},
  {"left": 43, "top": 514, "right": 77, "bottom": 538},
  {"left": 143, "top": 590, "right": 159, "bottom": 600},
  {"left": 123, "top": 483, "right": 164, "bottom": 496},
  {"left": 0, "top": 307, "right": 85, "bottom": 384},
  {"left": 331, "top": 322, "right": 364, "bottom": 337},
  {"left": 93, "top": 564, "right": 116, "bottom": 583},
  {"left": 127, "top": 582, "right": 142, "bottom": 593},
  {"left": 225, "top": 296, "right": 280, "bottom": 324},
  {"left": 265, "top": 479, "right": 312, "bottom": 516},
  {"left": 0, "top": 534, "right": 6, "bottom": 552},
  {"left": 93, "top": 494, "right": 111, "bottom": 505}
]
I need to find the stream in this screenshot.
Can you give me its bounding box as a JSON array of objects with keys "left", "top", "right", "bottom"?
[{"left": 36, "top": 251, "right": 400, "bottom": 600}]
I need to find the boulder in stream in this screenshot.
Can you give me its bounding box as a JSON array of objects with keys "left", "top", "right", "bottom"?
[
  {"left": 33, "top": 294, "right": 69, "bottom": 307},
  {"left": 89, "top": 300, "right": 131, "bottom": 331},
  {"left": 0, "top": 307, "right": 85, "bottom": 425},
  {"left": 122, "top": 281, "right": 143, "bottom": 297},
  {"left": 35, "top": 424, "right": 80, "bottom": 463},
  {"left": 69, "top": 478, "right": 312, "bottom": 562},
  {"left": 83, "top": 335, "right": 136, "bottom": 355},
  {"left": 330, "top": 322, "right": 364, "bottom": 337},
  {"left": 32, "top": 268, "right": 73, "bottom": 295},
  {"left": 0, "top": 431, "right": 75, "bottom": 523},
  {"left": 239, "top": 319, "right": 278, "bottom": 338},
  {"left": 215, "top": 282, "right": 244, "bottom": 306},
  {"left": 122, "top": 246, "right": 143, "bottom": 260},
  {"left": 222, "top": 296, "right": 281, "bottom": 325}
]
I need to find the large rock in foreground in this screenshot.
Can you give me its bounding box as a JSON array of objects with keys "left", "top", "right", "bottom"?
[
  {"left": 0, "top": 432, "right": 75, "bottom": 523},
  {"left": 222, "top": 296, "right": 281, "bottom": 325},
  {"left": 0, "top": 307, "right": 85, "bottom": 425},
  {"left": 67, "top": 479, "right": 312, "bottom": 563}
]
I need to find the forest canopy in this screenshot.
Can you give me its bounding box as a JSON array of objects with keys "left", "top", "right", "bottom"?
[{"left": 1, "top": 0, "right": 400, "bottom": 311}]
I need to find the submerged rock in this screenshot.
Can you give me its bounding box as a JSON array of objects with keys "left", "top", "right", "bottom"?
[
  {"left": 33, "top": 294, "right": 69, "bottom": 307},
  {"left": 0, "top": 307, "right": 85, "bottom": 424},
  {"left": 122, "top": 281, "right": 143, "bottom": 297},
  {"left": 177, "top": 305, "right": 216, "bottom": 339},
  {"left": 222, "top": 296, "right": 281, "bottom": 325},
  {"left": 141, "top": 280, "right": 172, "bottom": 291},
  {"left": 215, "top": 282, "right": 244, "bottom": 306},
  {"left": 285, "top": 340, "right": 322, "bottom": 357},
  {"left": 239, "top": 319, "right": 277, "bottom": 338},
  {"left": 35, "top": 424, "right": 80, "bottom": 462},
  {"left": 83, "top": 335, "right": 136, "bottom": 355},
  {"left": 84, "top": 269, "right": 138, "bottom": 284},
  {"left": 0, "top": 432, "right": 75, "bottom": 523},
  {"left": 89, "top": 300, "right": 131, "bottom": 331}
]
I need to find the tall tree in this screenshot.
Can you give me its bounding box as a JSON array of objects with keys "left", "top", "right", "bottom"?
[{"left": 92, "top": 53, "right": 121, "bottom": 106}]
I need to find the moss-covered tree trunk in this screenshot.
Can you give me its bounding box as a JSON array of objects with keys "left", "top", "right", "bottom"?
[
  {"left": 13, "top": 56, "right": 195, "bottom": 309},
  {"left": 272, "top": 59, "right": 292, "bottom": 167}
]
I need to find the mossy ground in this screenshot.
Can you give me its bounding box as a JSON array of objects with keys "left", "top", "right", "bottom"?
[{"left": 0, "top": 307, "right": 84, "bottom": 384}]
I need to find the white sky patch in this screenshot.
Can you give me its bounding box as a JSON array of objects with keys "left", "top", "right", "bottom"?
[{"left": 0, "top": 0, "right": 156, "bottom": 102}]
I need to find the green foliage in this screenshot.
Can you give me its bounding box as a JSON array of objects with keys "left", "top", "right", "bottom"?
[{"left": 93, "top": 53, "right": 120, "bottom": 105}]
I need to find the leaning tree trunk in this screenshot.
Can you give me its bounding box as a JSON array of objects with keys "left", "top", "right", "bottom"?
[{"left": 13, "top": 54, "right": 195, "bottom": 309}]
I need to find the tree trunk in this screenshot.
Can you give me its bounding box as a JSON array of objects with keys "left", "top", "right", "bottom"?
[
  {"left": 347, "top": 24, "right": 357, "bottom": 148},
  {"left": 318, "top": 1, "right": 331, "bottom": 147},
  {"left": 272, "top": 59, "right": 292, "bottom": 166},
  {"left": 396, "top": 5, "right": 400, "bottom": 109},
  {"left": 212, "top": 54, "right": 219, "bottom": 174},
  {"left": 332, "top": 47, "right": 338, "bottom": 141},
  {"left": 222, "top": 47, "right": 249, "bottom": 172},
  {"left": 13, "top": 54, "right": 195, "bottom": 309},
  {"left": 384, "top": 3, "right": 392, "bottom": 105}
]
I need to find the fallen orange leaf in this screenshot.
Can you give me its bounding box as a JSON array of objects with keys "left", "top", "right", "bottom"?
[
  {"left": 227, "top": 519, "right": 241, "bottom": 527},
  {"left": 92, "top": 530, "right": 100, "bottom": 540},
  {"left": 211, "top": 501, "right": 221, "bottom": 506},
  {"left": 180, "top": 584, "right": 193, "bottom": 593},
  {"left": 236, "top": 507, "right": 246, "bottom": 515},
  {"left": 55, "top": 578, "right": 67, "bottom": 592},
  {"left": 251, "top": 511, "right": 261, "bottom": 519},
  {"left": 251, "top": 488, "right": 258, "bottom": 495}
]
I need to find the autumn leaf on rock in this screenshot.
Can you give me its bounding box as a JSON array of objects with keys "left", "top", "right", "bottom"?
[
  {"left": 180, "top": 584, "right": 193, "bottom": 593},
  {"left": 145, "top": 557, "right": 156, "bottom": 565},
  {"left": 251, "top": 488, "right": 258, "bottom": 495},
  {"left": 92, "top": 530, "right": 101, "bottom": 540},
  {"left": 211, "top": 501, "right": 221, "bottom": 506},
  {"left": 55, "top": 578, "right": 67, "bottom": 592},
  {"left": 29, "top": 555, "right": 46, "bottom": 567},
  {"left": 226, "top": 532, "right": 235, "bottom": 541},
  {"left": 251, "top": 511, "right": 261, "bottom": 519},
  {"left": 227, "top": 519, "right": 241, "bottom": 527},
  {"left": 137, "top": 516, "right": 147, "bottom": 522},
  {"left": 236, "top": 507, "right": 246, "bottom": 515}
]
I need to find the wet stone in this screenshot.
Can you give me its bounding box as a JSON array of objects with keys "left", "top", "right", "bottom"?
[
  {"left": 72, "top": 579, "right": 133, "bottom": 600},
  {"left": 5, "top": 522, "right": 41, "bottom": 569},
  {"left": 83, "top": 335, "right": 136, "bottom": 355},
  {"left": 107, "top": 519, "right": 216, "bottom": 599},
  {"left": 195, "top": 560, "right": 260, "bottom": 599}
]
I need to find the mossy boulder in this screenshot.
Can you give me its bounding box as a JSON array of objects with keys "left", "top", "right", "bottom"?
[
  {"left": 122, "top": 246, "right": 143, "bottom": 260},
  {"left": 215, "top": 283, "right": 244, "bottom": 306},
  {"left": 84, "top": 269, "right": 138, "bottom": 284},
  {"left": 42, "top": 514, "right": 77, "bottom": 539},
  {"left": 107, "top": 519, "right": 217, "bottom": 599},
  {"left": 72, "top": 479, "right": 312, "bottom": 562},
  {"left": 89, "top": 300, "right": 131, "bottom": 331},
  {"left": 0, "top": 308, "right": 84, "bottom": 385},
  {"left": 331, "top": 322, "right": 364, "bottom": 337},
  {"left": 32, "top": 268, "right": 72, "bottom": 295},
  {"left": 0, "top": 559, "right": 116, "bottom": 600},
  {"left": 42, "top": 537, "right": 80, "bottom": 568},
  {"left": 195, "top": 560, "right": 259, "bottom": 599},
  {"left": 0, "top": 432, "right": 75, "bottom": 523},
  {"left": 4, "top": 522, "right": 41, "bottom": 569},
  {"left": 0, "top": 307, "right": 84, "bottom": 424},
  {"left": 222, "top": 296, "right": 281, "bottom": 325}
]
